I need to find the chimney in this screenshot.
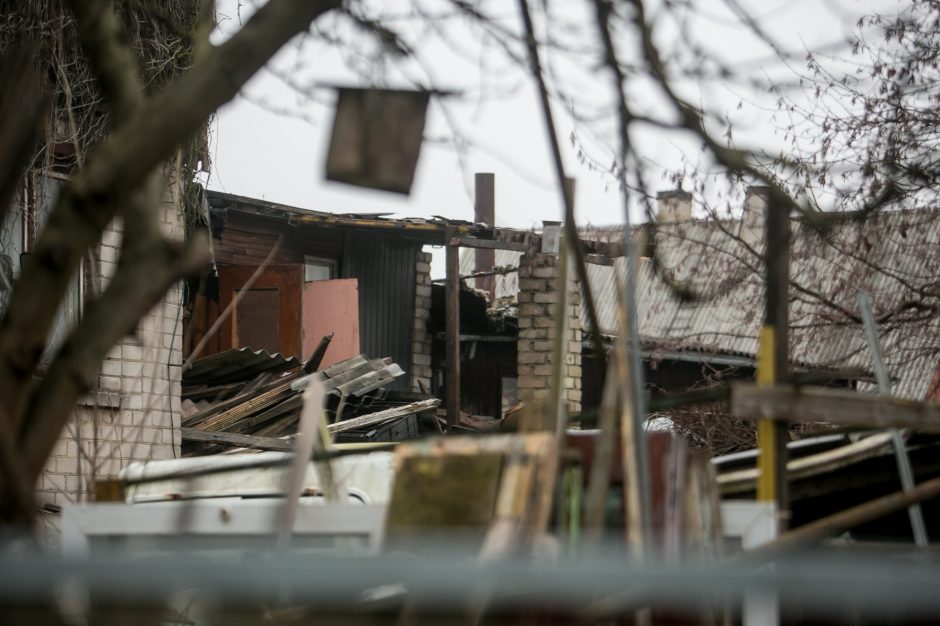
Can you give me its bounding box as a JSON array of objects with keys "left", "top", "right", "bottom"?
[
  {"left": 656, "top": 189, "right": 692, "bottom": 223},
  {"left": 474, "top": 173, "right": 496, "bottom": 301},
  {"left": 743, "top": 186, "right": 769, "bottom": 236}
]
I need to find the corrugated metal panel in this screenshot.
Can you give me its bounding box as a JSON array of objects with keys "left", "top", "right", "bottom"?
[{"left": 343, "top": 232, "right": 418, "bottom": 390}]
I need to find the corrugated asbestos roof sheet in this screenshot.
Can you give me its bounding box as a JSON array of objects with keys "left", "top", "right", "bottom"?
[
  {"left": 459, "top": 248, "right": 522, "bottom": 301},
  {"left": 583, "top": 209, "right": 940, "bottom": 400},
  {"left": 184, "top": 348, "right": 302, "bottom": 386}
]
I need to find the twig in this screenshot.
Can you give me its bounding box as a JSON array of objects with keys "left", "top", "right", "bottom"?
[{"left": 516, "top": 0, "right": 607, "bottom": 383}]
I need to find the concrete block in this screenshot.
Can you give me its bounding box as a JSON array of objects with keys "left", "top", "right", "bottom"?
[
  {"left": 151, "top": 444, "right": 173, "bottom": 460},
  {"left": 121, "top": 360, "right": 142, "bottom": 378},
  {"left": 518, "top": 352, "right": 549, "bottom": 365},
  {"left": 534, "top": 291, "right": 561, "bottom": 304},
  {"left": 518, "top": 278, "right": 546, "bottom": 291},
  {"left": 101, "top": 227, "right": 122, "bottom": 248},
  {"left": 99, "top": 245, "right": 118, "bottom": 263},
  {"left": 533, "top": 316, "right": 554, "bottom": 328},
  {"left": 101, "top": 358, "right": 121, "bottom": 376},
  {"left": 518, "top": 303, "right": 544, "bottom": 317},
  {"left": 533, "top": 364, "right": 553, "bottom": 376},
  {"left": 121, "top": 378, "right": 142, "bottom": 395},
  {"left": 516, "top": 375, "right": 545, "bottom": 389},
  {"left": 54, "top": 456, "right": 78, "bottom": 475},
  {"left": 99, "top": 375, "right": 122, "bottom": 393},
  {"left": 518, "top": 328, "right": 546, "bottom": 340}
]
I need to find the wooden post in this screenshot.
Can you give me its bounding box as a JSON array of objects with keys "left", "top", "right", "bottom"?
[
  {"left": 756, "top": 189, "right": 790, "bottom": 524},
  {"left": 445, "top": 226, "right": 461, "bottom": 428}
]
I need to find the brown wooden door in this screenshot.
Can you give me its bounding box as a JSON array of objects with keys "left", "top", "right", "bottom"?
[{"left": 218, "top": 264, "right": 303, "bottom": 358}]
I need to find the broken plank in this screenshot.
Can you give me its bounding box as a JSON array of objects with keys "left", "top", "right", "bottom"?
[
  {"left": 328, "top": 398, "right": 440, "bottom": 434},
  {"left": 181, "top": 374, "right": 297, "bottom": 428},
  {"left": 195, "top": 380, "right": 296, "bottom": 432},
  {"left": 731, "top": 383, "right": 940, "bottom": 433},
  {"left": 181, "top": 428, "right": 293, "bottom": 452}
]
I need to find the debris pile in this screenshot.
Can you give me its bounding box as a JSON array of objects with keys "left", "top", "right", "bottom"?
[{"left": 180, "top": 348, "right": 439, "bottom": 455}]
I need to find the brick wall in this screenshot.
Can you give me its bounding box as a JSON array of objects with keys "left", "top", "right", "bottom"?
[
  {"left": 410, "top": 250, "right": 433, "bottom": 392},
  {"left": 38, "top": 177, "right": 185, "bottom": 507},
  {"left": 516, "top": 244, "right": 582, "bottom": 413}
]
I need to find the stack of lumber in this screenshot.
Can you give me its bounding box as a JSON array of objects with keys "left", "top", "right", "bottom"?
[{"left": 181, "top": 351, "right": 439, "bottom": 455}]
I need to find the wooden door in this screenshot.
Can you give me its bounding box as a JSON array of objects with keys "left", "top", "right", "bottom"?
[{"left": 218, "top": 264, "right": 303, "bottom": 358}]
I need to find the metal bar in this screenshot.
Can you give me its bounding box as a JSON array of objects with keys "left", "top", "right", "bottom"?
[
  {"left": 5, "top": 549, "right": 940, "bottom": 618},
  {"left": 445, "top": 227, "right": 461, "bottom": 427},
  {"left": 857, "top": 291, "right": 929, "bottom": 547}
]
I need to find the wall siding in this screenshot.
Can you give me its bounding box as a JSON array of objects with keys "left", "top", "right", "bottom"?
[{"left": 342, "top": 231, "right": 418, "bottom": 389}]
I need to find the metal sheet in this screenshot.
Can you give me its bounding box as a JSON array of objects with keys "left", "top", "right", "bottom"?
[{"left": 342, "top": 232, "right": 418, "bottom": 390}]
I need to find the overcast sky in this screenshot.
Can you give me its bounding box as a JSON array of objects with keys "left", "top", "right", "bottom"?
[{"left": 207, "top": 0, "right": 888, "bottom": 236}]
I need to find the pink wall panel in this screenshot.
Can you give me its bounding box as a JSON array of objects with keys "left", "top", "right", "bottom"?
[{"left": 302, "top": 278, "right": 360, "bottom": 369}]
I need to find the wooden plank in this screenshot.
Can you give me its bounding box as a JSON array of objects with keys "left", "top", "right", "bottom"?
[
  {"left": 328, "top": 398, "right": 440, "bottom": 434},
  {"left": 180, "top": 375, "right": 295, "bottom": 428},
  {"left": 193, "top": 380, "right": 296, "bottom": 432},
  {"left": 450, "top": 236, "right": 529, "bottom": 252},
  {"left": 445, "top": 227, "right": 461, "bottom": 427},
  {"left": 181, "top": 428, "right": 293, "bottom": 451},
  {"left": 731, "top": 383, "right": 940, "bottom": 433}
]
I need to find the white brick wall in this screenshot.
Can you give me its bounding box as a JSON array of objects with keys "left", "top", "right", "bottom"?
[
  {"left": 410, "top": 250, "right": 433, "bottom": 393},
  {"left": 516, "top": 251, "right": 582, "bottom": 413},
  {"left": 38, "top": 177, "right": 185, "bottom": 507}
]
